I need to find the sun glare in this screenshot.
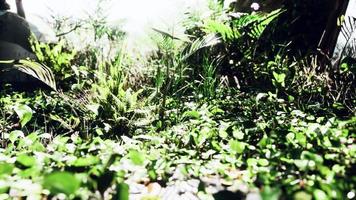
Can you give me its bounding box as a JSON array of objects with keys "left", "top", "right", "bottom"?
[{"left": 9, "top": 0, "right": 207, "bottom": 34}]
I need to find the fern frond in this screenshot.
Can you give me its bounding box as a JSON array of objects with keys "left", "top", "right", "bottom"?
[
  {"left": 152, "top": 28, "right": 188, "bottom": 42},
  {"left": 236, "top": 9, "right": 283, "bottom": 39},
  {"left": 0, "top": 59, "right": 57, "bottom": 91},
  {"left": 182, "top": 34, "right": 221, "bottom": 61},
  {"left": 203, "top": 20, "right": 241, "bottom": 41}
]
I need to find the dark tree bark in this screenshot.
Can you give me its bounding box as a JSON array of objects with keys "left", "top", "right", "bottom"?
[
  {"left": 0, "top": 11, "right": 41, "bottom": 90},
  {"left": 16, "top": 0, "right": 26, "bottom": 19},
  {"left": 256, "top": 0, "right": 350, "bottom": 61},
  {"left": 318, "top": 0, "right": 350, "bottom": 60},
  {"left": 0, "top": 12, "right": 33, "bottom": 53}
]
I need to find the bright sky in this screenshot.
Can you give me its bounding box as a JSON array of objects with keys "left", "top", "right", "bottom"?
[
  {"left": 8, "top": 0, "right": 208, "bottom": 52},
  {"left": 8, "top": 0, "right": 207, "bottom": 34},
  {"left": 7, "top": 0, "right": 356, "bottom": 56}
]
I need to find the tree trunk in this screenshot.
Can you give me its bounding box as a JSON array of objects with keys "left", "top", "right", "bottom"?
[
  {"left": 318, "top": 0, "right": 350, "bottom": 61},
  {"left": 0, "top": 12, "right": 33, "bottom": 52}
]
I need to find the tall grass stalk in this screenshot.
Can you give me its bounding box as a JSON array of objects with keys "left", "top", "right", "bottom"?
[{"left": 199, "top": 57, "right": 218, "bottom": 98}]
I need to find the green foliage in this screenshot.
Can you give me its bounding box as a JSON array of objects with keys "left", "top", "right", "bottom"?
[
  {"left": 116, "top": 183, "right": 130, "bottom": 200},
  {"left": 32, "top": 40, "right": 76, "bottom": 74},
  {"left": 0, "top": 90, "right": 355, "bottom": 198},
  {"left": 203, "top": 19, "right": 240, "bottom": 41},
  {"left": 0, "top": 1, "right": 354, "bottom": 199},
  {"left": 16, "top": 154, "right": 36, "bottom": 168},
  {"left": 43, "top": 172, "right": 80, "bottom": 196},
  {"left": 229, "top": 139, "right": 245, "bottom": 154},
  {"left": 31, "top": 40, "right": 76, "bottom": 90}
]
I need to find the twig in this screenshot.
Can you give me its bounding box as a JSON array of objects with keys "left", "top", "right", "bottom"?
[{"left": 56, "top": 23, "right": 83, "bottom": 37}]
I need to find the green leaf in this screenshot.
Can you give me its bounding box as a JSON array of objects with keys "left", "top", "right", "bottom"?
[
  {"left": 294, "top": 191, "right": 312, "bottom": 200},
  {"left": 16, "top": 154, "right": 36, "bottom": 168},
  {"left": 258, "top": 134, "right": 268, "bottom": 148},
  {"left": 261, "top": 186, "right": 281, "bottom": 200},
  {"left": 332, "top": 164, "right": 345, "bottom": 174},
  {"left": 15, "top": 59, "right": 57, "bottom": 91},
  {"left": 183, "top": 111, "right": 201, "bottom": 120},
  {"left": 86, "top": 104, "right": 100, "bottom": 116},
  {"left": 0, "top": 163, "right": 14, "bottom": 176},
  {"left": 13, "top": 104, "right": 33, "bottom": 127},
  {"left": 313, "top": 189, "right": 328, "bottom": 200},
  {"left": 71, "top": 156, "right": 100, "bottom": 167},
  {"left": 273, "top": 72, "right": 286, "bottom": 83},
  {"left": 294, "top": 160, "right": 309, "bottom": 171},
  {"left": 258, "top": 159, "right": 269, "bottom": 166},
  {"left": 229, "top": 140, "right": 245, "bottom": 154},
  {"left": 286, "top": 132, "right": 295, "bottom": 143},
  {"left": 9, "top": 130, "right": 25, "bottom": 143},
  {"left": 272, "top": 72, "right": 286, "bottom": 87},
  {"left": 129, "top": 150, "right": 145, "bottom": 166},
  {"left": 31, "top": 141, "right": 46, "bottom": 152},
  {"left": 0, "top": 59, "right": 56, "bottom": 91},
  {"left": 247, "top": 159, "right": 258, "bottom": 167},
  {"left": 295, "top": 132, "right": 307, "bottom": 146},
  {"left": 219, "top": 130, "right": 228, "bottom": 139},
  {"left": 288, "top": 95, "right": 295, "bottom": 102},
  {"left": 43, "top": 172, "right": 80, "bottom": 196},
  {"left": 256, "top": 93, "right": 268, "bottom": 104},
  {"left": 301, "top": 151, "right": 323, "bottom": 165},
  {"left": 116, "top": 182, "right": 129, "bottom": 200},
  {"left": 232, "top": 129, "right": 244, "bottom": 140},
  {"left": 182, "top": 34, "right": 220, "bottom": 61},
  {"left": 18, "top": 167, "right": 40, "bottom": 178}
]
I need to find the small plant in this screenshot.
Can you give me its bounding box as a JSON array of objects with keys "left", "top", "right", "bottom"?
[{"left": 196, "top": 57, "right": 218, "bottom": 98}]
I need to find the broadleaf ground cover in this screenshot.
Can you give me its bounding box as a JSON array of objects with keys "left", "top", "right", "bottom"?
[{"left": 0, "top": 0, "right": 355, "bottom": 199}]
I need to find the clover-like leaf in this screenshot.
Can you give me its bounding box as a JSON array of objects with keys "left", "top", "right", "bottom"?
[{"left": 13, "top": 104, "right": 33, "bottom": 127}]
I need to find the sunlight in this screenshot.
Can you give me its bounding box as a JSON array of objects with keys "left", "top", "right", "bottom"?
[
  {"left": 8, "top": 0, "right": 207, "bottom": 35},
  {"left": 7, "top": 0, "right": 208, "bottom": 53}
]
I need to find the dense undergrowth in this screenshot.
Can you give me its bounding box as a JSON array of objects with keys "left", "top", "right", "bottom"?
[{"left": 0, "top": 1, "right": 355, "bottom": 199}]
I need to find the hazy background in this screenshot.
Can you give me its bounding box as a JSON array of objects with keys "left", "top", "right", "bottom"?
[
  {"left": 8, "top": 0, "right": 208, "bottom": 50},
  {"left": 8, "top": 0, "right": 355, "bottom": 58}
]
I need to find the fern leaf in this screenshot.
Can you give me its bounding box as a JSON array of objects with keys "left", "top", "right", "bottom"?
[
  {"left": 0, "top": 59, "right": 57, "bottom": 91},
  {"left": 182, "top": 34, "right": 221, "bottom": 61}
]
